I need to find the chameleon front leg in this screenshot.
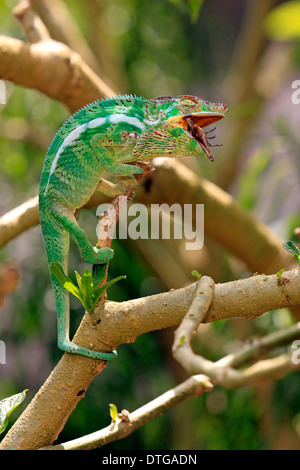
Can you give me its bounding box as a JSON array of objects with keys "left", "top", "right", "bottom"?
[
  {"left": 51, "top": 203, "right": 113, "bottom": 264},
  {"left": 90, "top": 134, "right": 144, "bottom": 177},
  {"left": 97, "top": 175, "right": 131, "bottom": 198}
]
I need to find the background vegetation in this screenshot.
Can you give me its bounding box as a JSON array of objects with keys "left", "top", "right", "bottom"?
[{"left": 0, "top": 0, "right": 300, "bottom": 450}]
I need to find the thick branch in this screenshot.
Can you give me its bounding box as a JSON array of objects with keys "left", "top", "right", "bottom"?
[
  {"left": 46, "top": 324, "right": 300, "bottom": 449},
  {"left": 34, "top": 0, "right": 105, "bottom": 78},
  {"left": 0, "top": 197, "right": 38, "bottom": 248},
  {"left": 216, "top": 321, "right": 300, "bottom": 369},
  {"left": 0, "top": 35, "right": 114, "bottom": 112},
  {"left": 0, "top": 268, "right": 299, "bottom": 449},
  {"left": 137, "top": 160, "right": 295, "bottom": 274}
]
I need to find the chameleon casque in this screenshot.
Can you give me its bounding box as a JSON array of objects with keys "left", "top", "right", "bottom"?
[{"left": 39, "top": 94, "right": 227, "bottom": 360}]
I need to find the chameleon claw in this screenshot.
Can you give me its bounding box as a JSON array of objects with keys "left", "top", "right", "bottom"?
[{"left": 93, "top": 247, "right": 114, "bottom": 264}]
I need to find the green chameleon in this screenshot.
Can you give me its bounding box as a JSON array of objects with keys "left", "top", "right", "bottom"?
[{"left": 39, "top": 94, "right": 227, "bottom": 360}]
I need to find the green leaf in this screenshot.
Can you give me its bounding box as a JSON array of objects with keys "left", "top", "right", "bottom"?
[
  {"left": 75, "top": 271, "right": 82, "bottom": 289},
  {"left": 264, "top": 1, "right": 300, "bottom": 40},
  {"left": 64, "top": 282, "right": 84, "bottom": 302},
  {"left": 50, "top": 261, "right": 72, "bottom": 285},
  {"left": 92, "top": 264, "right": 106, "bottom": 289},
  {"left": 80, "top": 268, "right": 94, "bottom": 313},
  {"left": 188, "top": 0, "right": 204, "bottom": 23},
  {"left": 92, "top": 275, "right": 126, "bottom": 308},
  {"left": 109, "top": 403, "right": 118, "bottom": 422},
  {"left": 51, "top": 263, "right": 126, "bottom": 313},
  {"left": 191, "top": 270, "right": 202, "bottom": 279},
  {"left": 276, "top": 268, "right": 285, "bottom": 281},
  {"left": 50, "top": 262, "right": 84, "bottom": 303},
  {"left": 283, "top": 241, "right": 300, "bottom": 262},
  {"left": 81, "top": 268, "right": 93, "bottom": 290},
  {"left": 0, "top": 390, "right": 28, "bottom": 435}
]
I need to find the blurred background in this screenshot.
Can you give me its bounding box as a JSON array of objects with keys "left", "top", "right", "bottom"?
[{"left": 0, "top": 0, "right": 300, "bottom": 450}]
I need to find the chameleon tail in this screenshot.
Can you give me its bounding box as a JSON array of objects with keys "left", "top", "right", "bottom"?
[{"left": 41, "top": 218, "right": 116, "bottom": 360}]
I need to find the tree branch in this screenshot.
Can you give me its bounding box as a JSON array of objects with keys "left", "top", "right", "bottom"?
[
  {"left": 0, "top": 268, "right": 299, "bottom": 449},
  {"left": 173, "top": 276, "right": 215, "bottom": 375},
  {"left": 41, "top": 322, "right": 300, "bottom": 450},
  {"left": 44, "top": 354, "right": 297, "bottom": 449},
  {"left": 39, "top": 287, "right": 300, "bottom": 449},
  {"left": 0, "top": 197, "right": 38, "bottom": 248},
  {"left": 13, "top": 0, "right": 51, "bottom": 43},
  {"left": 0, "top": 35, "right": 114, "bottom": 112},
  {"left": 216, "top": 321, "right": 300, "bottom": 369},
  {"left": 34, "top": 0, "right": 105, "bottom": 78},
  {"left": 41, "top": 375, "right": 213, "bottom": 450},
  {"left": 172, "top": 275, "right": 300, "bottom": 388}
]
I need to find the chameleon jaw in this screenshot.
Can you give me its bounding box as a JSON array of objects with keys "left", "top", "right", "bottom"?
[
  {"left": 168, "top": 112, "right": 225, "bottom": 161},
  {"left": 185, "top": 117, "right": 214, "bottom": 161},
  {"left": 167, "top": 112, "right": 225, "bottom": 129}
]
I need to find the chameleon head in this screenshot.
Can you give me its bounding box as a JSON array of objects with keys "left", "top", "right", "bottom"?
[{"left": 151, "top": 95, "right": 228, "bottom": 161}]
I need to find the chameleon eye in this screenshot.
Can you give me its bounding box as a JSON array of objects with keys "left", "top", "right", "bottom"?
[{"left": 180, "top": 99, "right": 197, "bottom": 108}]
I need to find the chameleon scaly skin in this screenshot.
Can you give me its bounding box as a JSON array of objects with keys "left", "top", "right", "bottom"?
[{"left": 39, "top": 94, "right": 227, "bottom": 360}]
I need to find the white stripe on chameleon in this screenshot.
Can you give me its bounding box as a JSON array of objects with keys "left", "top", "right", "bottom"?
[
  {"left": 44, "top": 123, "right": 87, "bottom": 194},
  {"left": 108, "top": 114, "right": 146, "bottom": 130},
  {"left": 88, "top": 117, "right": 107, "bottom": 128},
  {"left": 143, "top": 117, "right": 161, "bottom": 126},
  {"left": 43, "top": 114, "right": 144, "bottom": 195}
]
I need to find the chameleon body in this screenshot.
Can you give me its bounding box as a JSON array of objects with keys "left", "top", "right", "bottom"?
[{"left": 39, "top": 95, "right": 227, "bottom": 360}]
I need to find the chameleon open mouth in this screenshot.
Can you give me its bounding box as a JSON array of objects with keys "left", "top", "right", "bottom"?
[
  {"left": 186, "top": 117, "right": 215, "bottom": 161},
  {"left": 184, "top": 112, "right": 225, "bottom": 129},
  {"left": 168, "top": 112, "right": 225, "bottom": 161}
]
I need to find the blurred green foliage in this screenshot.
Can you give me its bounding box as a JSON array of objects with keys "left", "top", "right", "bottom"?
[
  {"left": 0, "top": 0, "right": 300, "bottom": 450},
  {"left": 264, "top": 1, "right": 300, "bottom": 40}
]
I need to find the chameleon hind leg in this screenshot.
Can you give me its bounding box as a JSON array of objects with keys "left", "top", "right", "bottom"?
[
  {"left": 43, "top": 217, "right": 116, "bottom": 360},
  {"left": 52, "top": 267, "right": 117, "bottom": 360}
]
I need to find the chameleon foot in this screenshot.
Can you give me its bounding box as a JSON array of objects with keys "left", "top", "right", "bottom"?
[
  {"left": 81, "top": 246, "right": 114, "bottom": 265},
  {"left": 59, "top": 339, "right": 117, "bottom": 360}
]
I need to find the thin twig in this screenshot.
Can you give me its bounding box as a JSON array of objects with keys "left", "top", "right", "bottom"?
[
  {"left": 41, "top": 374, "right": 213, "bottom": 450},
  {"left": 215, "top": 321, "right": 300, "bottom": 369},
  {"left": 13, "top": 0, "right": 51, "bottom": 43},
  {"left": 172, "top": 277, "right": 300, "bottom": 388},
  {"left": 172, "top": 276, "right": 215, "bottom": 375}
]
